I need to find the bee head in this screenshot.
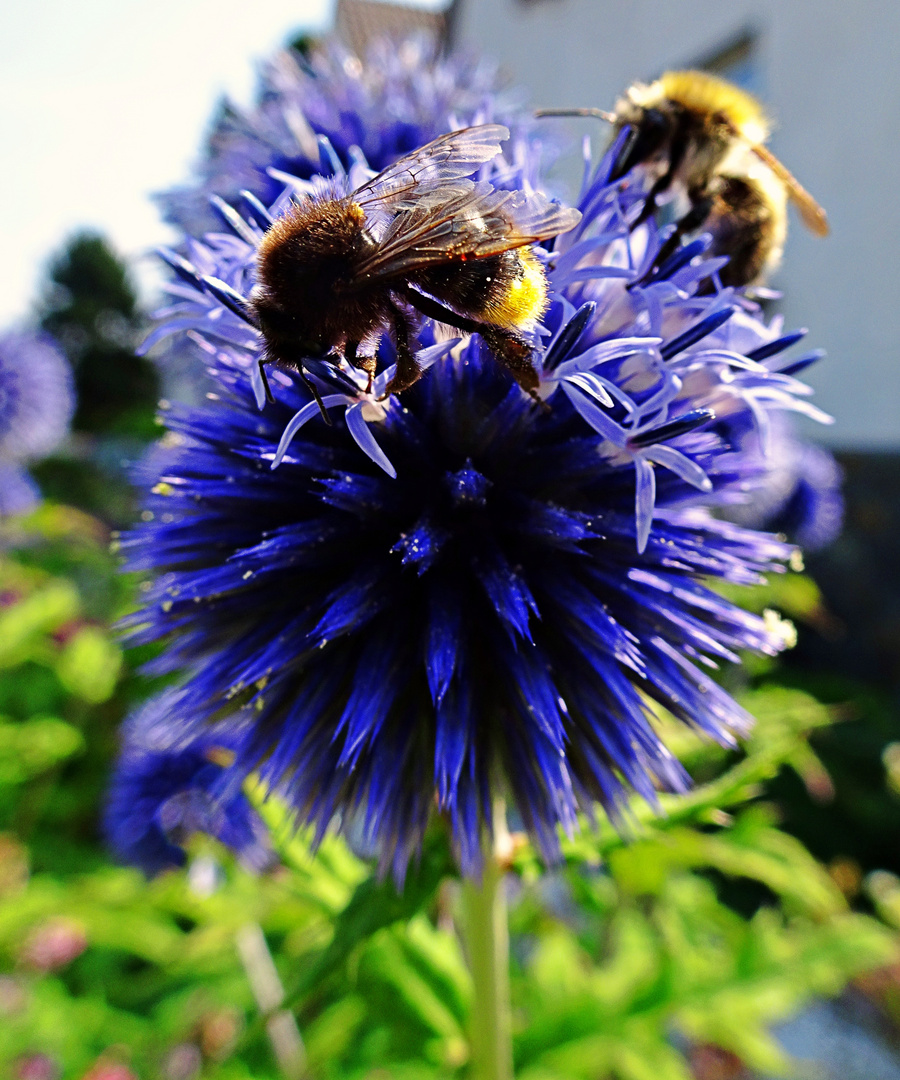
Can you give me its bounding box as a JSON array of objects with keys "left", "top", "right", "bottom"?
[{"left": 608, "top": 106, "right": 672, "bottom": 182}]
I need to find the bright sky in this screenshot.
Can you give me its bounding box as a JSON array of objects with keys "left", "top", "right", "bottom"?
[{"left": 0, "top": 0, "right": 445, "bottom": 325}]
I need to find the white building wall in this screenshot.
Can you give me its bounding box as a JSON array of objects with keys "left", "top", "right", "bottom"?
[{"left": 452, "top": 0, "right": 900, "bottom": 450}]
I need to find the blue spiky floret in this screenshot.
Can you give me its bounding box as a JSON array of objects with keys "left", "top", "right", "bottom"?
[
  {"left": 724, "top": 411, "right": 843, "bottom": 551},
  {"left": 157, "top": 35, "right": 517, "bottom": 236},
  {"left": 0, "top": 329, "right": 74, "bottom": 515},
  {"left": 122, "top": 116, "right": 831, "bottom": 880},
  {"left": 104, "top": 689, "right": 272, "bottom": 876}
]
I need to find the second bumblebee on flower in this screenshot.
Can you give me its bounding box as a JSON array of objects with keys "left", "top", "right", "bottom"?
[{"left": 540, "top": 69, "right": 828, "bottom": 286}]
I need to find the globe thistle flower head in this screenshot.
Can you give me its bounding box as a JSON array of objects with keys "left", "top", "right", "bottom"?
[
  {"left": 0, "top": 329, "right": 74, "bottom": 515},
  {"left": 724, "top": 412, "right": 843, "bottom": 552},
  {"left": 159, "top": 34, "right": 512, "bottom": 236},
  {"left": 123, "top": 123, "right": 830, "bottom": 880},
  {"left": 104, "top": 690, "right": 273, "bottom": 877},
  {"left": 0, "top": 462, "right": 42, "bottom": 517},
  {"left": 772, "top": 438, "right": 843, "bottom": 551}
]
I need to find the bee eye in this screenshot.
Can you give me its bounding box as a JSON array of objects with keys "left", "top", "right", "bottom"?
[{"left": 609, "top": 107, "right": 670, "bottom": 181}]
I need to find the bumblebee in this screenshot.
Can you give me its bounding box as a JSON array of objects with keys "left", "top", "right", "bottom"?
[
  {"left": 250, "top": 124, "right": 581, "bottom": 411},
  {"left": 538, "top": 70, "right": 828, "bottom": 286}
]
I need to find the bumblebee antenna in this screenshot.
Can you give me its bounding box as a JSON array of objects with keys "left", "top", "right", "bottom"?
[
  {"left": 297, "top": 369, "right": 333, "bottom": 426},
  {"left": 535, "top": 107, "right": 617, "bottom": 123}
]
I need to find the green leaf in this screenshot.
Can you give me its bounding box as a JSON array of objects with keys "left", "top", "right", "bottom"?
[
  {"left": 606, "top": 810, "right": 844, "bottom": 917},
  {"left": 522, "top": 1031, "right": 616, "bottom": 1080},
  {"left": 866, "top": 869, "right": 900, "bottom": 929},
  {"left": 590, "top": 908, "right": 661, "bottom": 1010},
  {"left": 0, "top": 717, "right": 84, "bottom": 785},
  {"left": 302, "top": 995, "right": 368, "bottom": 1070},
  {"left": 403, "top": 911, "right": 471, "bottom": 1023},
  {"left": 0, "top": 579, "right": 79, "bottom": 668},
  {"left": 55, "top": 625, "right": 123, "bottom": 703},
  {"left": 280, "top": 828, "right": 455, "bottom": 1012},
  {"left": 528, "top": 928, "right": 590, "bottom": 1000},
  {"left": 611, "top": 1037, "right": 694, "bottom": 1080},
  {"left": 244, "top": 783, "right": 368, "bottom": 913},
  {"left": 700, "top": 809, "right": 844, "bottom": 916},
  {"left": 0, "top": 874, "right": 186, "bottom": 967},
  {"left": 544, "top": 686, "right": 838, "bottom": 875},
  {"left": 0, "top": 976, "right": 151, "bottom": 1074},
  {"left": 363, "top": 923, "right": 466, "bottom": 1040},
  {"left": 715, "top": 570, "right": 826, "bottom": 625}
]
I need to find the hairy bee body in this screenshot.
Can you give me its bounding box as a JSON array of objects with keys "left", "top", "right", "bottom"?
[
  {"left": 254, "top": 199, "right": 384, "bottom": 375},
  {"left": 703, "top": 171, "right": 786, "bottom": 286},
  {"left": 611, "top": 70, "right": 827, "bottom": 286},
  {"left": 415, "top": 246, "right": 546, "bottom": 332},
  {"left": 250, "top": 125, "right": 580, "bottom": 407},
  {"left": 540, "top": 70, "right": 827, "bottom": 287}
]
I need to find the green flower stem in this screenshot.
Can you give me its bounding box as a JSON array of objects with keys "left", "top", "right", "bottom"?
[
  {"left": 460, "top": 801, "right": 514, "bottom": 1080},
  {"left": 236, "top": 922, "right": 307, "bottom": 1079}
]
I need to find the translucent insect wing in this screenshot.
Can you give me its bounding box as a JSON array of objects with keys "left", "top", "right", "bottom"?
[
  {"left": 353, "top": 184, "right": 581, "bottom": 281},
  {"left": 353, "top": 124, "right": 511, "bottom": 210},
  {"left": 749, "top": 142, "right": 830, "bottom": 236}
]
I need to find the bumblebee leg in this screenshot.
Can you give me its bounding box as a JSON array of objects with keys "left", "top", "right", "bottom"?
[
  {"left": 630, "top": 138, "right": 689, "bottom": 228},
  {"left": 480, "top": 326, "right": 540, "bottom": 393},
  {"left": 264, "top": 341, "right": 332, "bottom": 426},
  {"left": 703, "top": 177, "right": 776, "bottom": 288},
  {"left": 382, "top": 305, "right": 421, "bottom": 397},
  {"left": 346, "top": 340, "right": 377, "bottom": 393},
  {"left": 402, "top": 287, "right": 545, "bottom": 405},
  {"left": 402, "top": 286, "right": 483, "bottom": 335},
  {"left": 631, "top": 193, "right": 714, "bottom": 289},
  {"left": 631, "top": 170, "right": 674, "bottom": 228},
  {"left": 485, "top": 327, "right": 550, "bottom": 412},
  {"left": 656, "top": 195, "right": 714, "bottom": 268},
  {"left": 297, "top": 370, "right": 333, "bottom": 426},
  {"left": 258, "top": 358, "right": 276, "bottom": 405}
]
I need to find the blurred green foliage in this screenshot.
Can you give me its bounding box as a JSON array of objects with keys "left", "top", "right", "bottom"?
[
  {"left": 1, "top": 500, "right": 898, "bottom": 1079},
  {"left": 510, "top": 688, "right": 895, "bottom": 1080},
  {"left": 718, "top": 570, "right": 900, "bottom": 889},
  {"left": 0, "top": 504, "right": 143, "bottom": 875}
]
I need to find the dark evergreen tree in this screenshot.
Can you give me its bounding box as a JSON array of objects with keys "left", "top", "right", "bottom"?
[
  {"left": 38, "top": 231, "right": 159, "bottom": 438},
  {"left": 31, "top": 232, "right": 159, "bottom": 523}
]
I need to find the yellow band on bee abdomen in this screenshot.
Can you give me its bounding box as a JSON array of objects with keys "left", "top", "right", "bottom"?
[{"left": 486, "top": 248, "right": 547, "bottom": 329}]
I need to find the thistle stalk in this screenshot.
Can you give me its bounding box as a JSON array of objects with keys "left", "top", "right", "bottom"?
[{"left": 459, "top": 800, "right": 514, "bottom": 1080}]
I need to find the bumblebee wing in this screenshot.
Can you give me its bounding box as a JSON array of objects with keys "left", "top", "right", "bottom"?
[
  {"left": 749, "top": 142, "right": 829, "bottom": 236},
  {"left": 353, "top": 183, "right": 581, "bottom": 280},
  {"left": 353, "top": 124, "right": 510, "bottom": 210}
]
